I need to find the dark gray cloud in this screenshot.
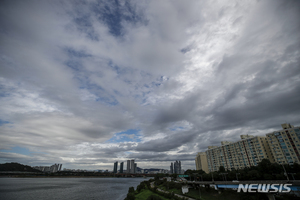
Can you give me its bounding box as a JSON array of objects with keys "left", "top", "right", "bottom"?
[{"left": 0, "top": 0, "right": 299, "bottom": 170}]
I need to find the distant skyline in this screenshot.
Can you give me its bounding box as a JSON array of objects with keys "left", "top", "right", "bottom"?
[{"left": 0, "top": 0, "right": 300, "bottom": 170}]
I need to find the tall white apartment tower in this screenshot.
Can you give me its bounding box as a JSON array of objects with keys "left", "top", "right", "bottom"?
[
  {"left": 130, "top": 160, "right": 135, "bottom": 174},
  {"left": 266, "top": 123, "right": 300, "bottom": 164}
]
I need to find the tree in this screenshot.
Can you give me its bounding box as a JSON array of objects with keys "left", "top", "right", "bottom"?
[
  {"left": 248, "top": 170, "right": 260, "bottom": 180},
  {"left": 125, "top": 193, "right": 135, "bottom": 200},
  {"left": 128, "top": 187, "right": 135, "bottom": 193},
  {"left": 219, "top": 166, "right": 225, "bottom": 173},
  {"left": 137, "top": 182, "right": 146, "bottom": 193},
  {"left": 257, "top": 159, "right": 272, "bottom": 174}
]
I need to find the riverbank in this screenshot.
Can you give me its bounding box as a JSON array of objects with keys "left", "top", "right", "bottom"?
[
  {"left": 0, "top": 171, "right": 154, "bottom": 179},
  {"left": 0, "top": 175, "right": 144, "bottom": 178},
  {"left": 124, "top": 177, "right": 299, "bottom": 200},
  {"left": 124, "top": 179, "right": 189, "bottom": 200}
]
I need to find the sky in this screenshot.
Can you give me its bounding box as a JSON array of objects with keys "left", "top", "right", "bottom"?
[{"left": 0, "top": 0, "right": 299, "bottom": 171}]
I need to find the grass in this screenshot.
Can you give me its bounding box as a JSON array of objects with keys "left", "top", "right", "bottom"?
[
  {"left": 134, "top": 180, "right": 272, "bottom": 200},
  {"left": 185, "top": 188, "right": 219, "bottom": 200},
  {"left": 158, "top": 185, "right": 181, "bottom": 194},
  {"left": 158, "top": 184, "right": 249, "bottom": 200},
  {"left": 135, "top": 188, "right": 169, "bottom": 200},
  {"left": 184, "top": 188, "right": 271, "bottom": 200}
]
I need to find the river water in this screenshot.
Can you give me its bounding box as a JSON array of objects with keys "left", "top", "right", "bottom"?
[{"left": 0, "top": 177, "right": 146, "bottom": 200}]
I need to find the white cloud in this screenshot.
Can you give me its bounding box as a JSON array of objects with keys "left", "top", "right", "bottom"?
[{"left": 0, "top": 0, "right": 299, "bottom": 170}]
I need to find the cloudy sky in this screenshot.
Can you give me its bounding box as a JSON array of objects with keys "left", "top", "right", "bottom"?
[{"left": 0, "top": 0, "right": 299, "bottom": 171}]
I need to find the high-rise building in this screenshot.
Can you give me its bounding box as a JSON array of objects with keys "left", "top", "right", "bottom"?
[
  {"left": 195, "top": 152, "right": 209, "bottom": 173},
  {"left": 206, "top": 135, "right": 273, "bottom": 172},
  {"left": 120, "top": 162, "right": 124, "bottom": 173},
  {"left": 173, "top": 161, "right": 181, "bottom": 174},
  {"left": 179, "top": 161, "right": 181, "bottom": 174},
  {"left": 266, "top": 123, "right": 300, "bottom": 165},
  {"left": 34, "top": 163, "right": 62, "bottom": 173},
  {"left": 134, "top": 163, "right": 137, "bottom": 173},
  {"left": 127, "top": 160, "right": 130, "bottom": 173},
  {"left": 200, "top": 123, "right": 299, "bottom": 172},
  {"left": 113, "top": 161, "right": 118, "bottom": 173},
  {"left": 130, "top": 160, "right": 135, "bottom": 173},
  {"left": 50, "top": 164, "right": 60, "bottom": 173},
  {"left": 174, "top": 161, "right": 178, "bottom": 174},
  {"left": 170, "top": 162, "right": 173, "bottom": 174}
]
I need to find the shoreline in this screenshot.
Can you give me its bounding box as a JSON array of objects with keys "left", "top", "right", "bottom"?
[{"left": 0, "top": 175, "right": 148, "bottom": 178}]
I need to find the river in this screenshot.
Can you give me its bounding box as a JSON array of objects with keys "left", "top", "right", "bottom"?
[{"left": 0, "top": 177, "right": 146, "bottom": 200}]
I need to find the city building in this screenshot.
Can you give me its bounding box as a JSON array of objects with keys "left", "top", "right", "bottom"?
[
  {"left": 127, "top": 160, "right": 130, "bottom": 174},
  {"left": 170, "top": 162, "right": 173, "bottom": 174},
  {"left": 174, "top": 160, "right": 181, "bottom": 174},
  {"left": 206, "top": 134, "right": 273, "bottom": 172},
  {"left": 195, "top": 152, "right": 209, "bottom": 173},
  {"left": 113, "top": 161, "right": 118, "bottom": 173},
  {"left": 266, "top": 123, "right": 300, "bottom": 165},
  {"left": 50, "top": 163, "right": 62, "bottom": 172},
  {"left": 134, "top": 163, "right": 137, "bottom": 173},
  {"left": 124, "top": 159, "right": 137, "bottom": 174},
  {"left": 130, "top": 160, "right": 135, "bottom": 174},
  {"left": 34, "top": 163, "right": 62, "bottom": 173},
  {"left": 120, "top": 162, "right": 124, "bottom": 173}
]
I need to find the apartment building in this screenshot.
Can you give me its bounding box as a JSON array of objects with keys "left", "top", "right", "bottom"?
[
  {"left": 266, "top": 123, "right": 300, "bottom": 165},
  {"left": 195, "top": 152, "right": 209, "bottom": 173},
  {"left": 206, "top": 135, "right": 273, "bottom": 172}
]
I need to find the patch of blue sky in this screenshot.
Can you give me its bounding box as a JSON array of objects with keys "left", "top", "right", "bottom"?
[
  {"left": 0, "top": 119, "right": 11, "bottom": 126},
  {"left": 142, "top": 91, "right": 151, "bottom": 98},
  {"left": 108, "top": 61, "right": 124, "bottom": 75},
  {"left": 91, "top": 0, "right": 146, "bottom": 37},
  {"left": 140, "top": 77, "right": 164, "bottom": 91},
  {"left": 64, "top": 58, "right": 120, "bottom": 106},
  {"left": 106, "top": 129, "right": 142, "bottom": 143},
  {"left": 170, "top": 126, "right": 184, "bottom": 131},
  {"left": 0, "top": 92, "right": 8, "bottom": 98},
  {"left": 63, "top": 47, "right": 93, "bottom": 72},
  {"left": 76, "top": 75, "right": 119, "bottom": 106},
  {"left": 123, "top": 79, "right": 132, "bottom": 84},
  {"left": 0, "top": 83, "right": 14, "bottom": 98},
  {"left": 95, "top": 96, "right": 118, "bottom": 106},
  {"left": 140, "top": 70, "right": 152, "bottom": 78},
  {"left": 73, "top": 14, "right": 99, "bottom": 41},
  {"left": 152, "top": 76, "right": 166, "bottom": 87},
  {"left": 134, "top": 92, "right": 150, "bottom": 106},
  {"left": 143, "top": 84, "right": 150, "bottom": 88},
  {"left": 0, "top": 146, "right": 32, "bottom": 156},
  {"left": 81, "top": 87, "right": 118, "bottom": 105},
  {"left": 141, "top": 98, "right": 148, "bottom": 105},
  {"left": 180, "top": 47, "right": 191, "bottom": 54},
  {"left": 79, "top": 77, "right": 105, "bottom": 91},
  {"left": 151, "top": 81, "right": 162, "bottom": 87},
  {"left": 65, "top": 48, "right": 92, "bottom": 58},
  {"left": 108, "top": 60, "right": 139, "bottom": 81},
  {"left": 113, "top": 89, "right": 123, "bottom": 97},
  {"left": 65, "top": 60, "right": 83, "bottom": 71}
]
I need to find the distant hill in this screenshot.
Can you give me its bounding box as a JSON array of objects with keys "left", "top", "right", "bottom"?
[{"left": 0, "top": 162, "right": 41, "bottom": 172}]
